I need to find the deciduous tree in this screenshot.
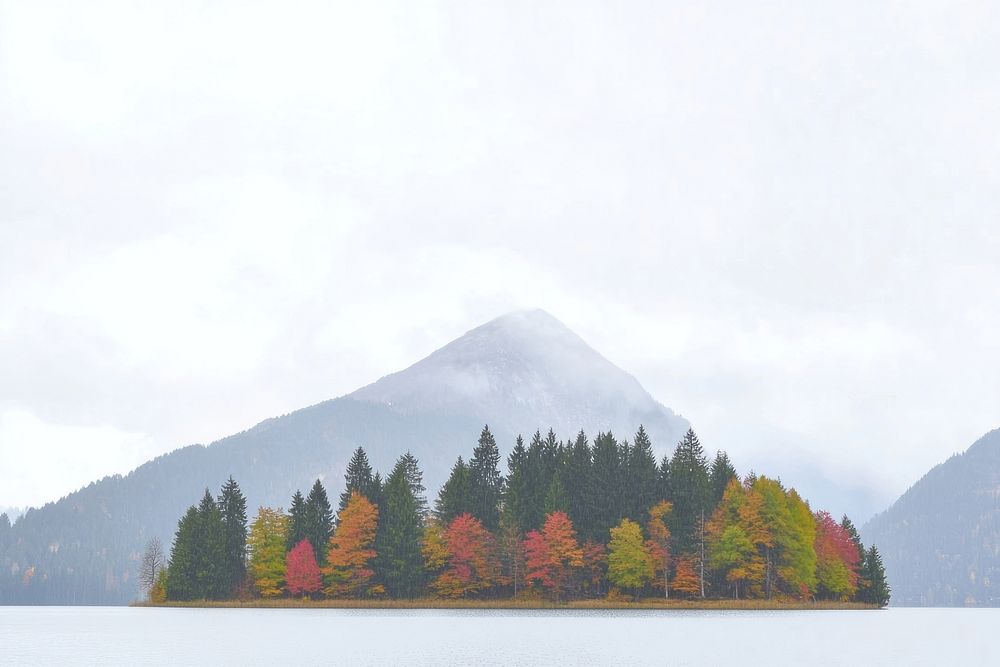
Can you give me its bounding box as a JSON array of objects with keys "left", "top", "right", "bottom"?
[
  {"left": 248, "top": 506, "right": 288, "bottom": 598},
  {"left": 607, "top": 518, "right": 654, "bottom": 598},
  {"left": 285, "top": 539, "right": 322, "bottom": 597},
  {"left": 524, "top": 511, "right": 583, "bottom": 603},
  {"left": 325, "top": 491, "right": 381, "bottom": 597}
]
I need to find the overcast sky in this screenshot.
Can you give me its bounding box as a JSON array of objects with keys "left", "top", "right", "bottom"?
[{"left": 1, "top": 1, "right": 998, "bottom": 514}]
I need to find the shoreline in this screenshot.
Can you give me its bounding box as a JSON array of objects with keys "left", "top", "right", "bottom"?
[{"left": 132, "top": 598, "right": 879, "bottom": 611}]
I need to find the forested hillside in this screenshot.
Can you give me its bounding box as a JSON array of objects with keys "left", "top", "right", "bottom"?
[{"left": 862, "top": 429, "right": 1000, "bottom": 606}]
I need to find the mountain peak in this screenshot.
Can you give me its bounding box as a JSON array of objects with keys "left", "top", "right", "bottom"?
[{"left": 350, "top": 310, "right": 688, "bottom": 447}]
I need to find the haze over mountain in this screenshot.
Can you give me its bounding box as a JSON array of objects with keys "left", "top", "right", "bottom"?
[
  {"left": 0, "top": 310, "right": 689, "bottom": 604},
  {"left": 862, "top": 429, "right": 1000, "bottom": 606}
]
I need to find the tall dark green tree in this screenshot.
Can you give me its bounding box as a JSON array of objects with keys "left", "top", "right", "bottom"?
[
  {"left": 304, "top": 480, "right": 334, "bottom": 561},
  {"left": 339, "top": 447, "right": 376, "bottom": 512},
  {"left": 436, "top": 456, "right": 471, "bottom": 524},
  {"left": 709, "top": 451, "right": 738, "bottom": 506},
  {"left": 565, "top": 431, "right": 592, "bottom": 532},
  {"left": 858, "top": 545, "right": 891, "bottom": 607},
  {"left": 668, "top": 429, "right": 710, "bottom": 555},
  {"left": 504, "top": 435, "right": 531, "bottom": 531},
  {"left": 544, "top": 475, "right": 569, "bottom": 514},
  {"left": 657, "top": 454, "right": 672, "bottom": 503},
  {"left": 166, "top": 506, "right": 199, "bottom": 601},
  {"left": 589, "top": 431, "right": 624, "bottom": 542},
  {"left": 399, "top": 451, "right": 428, "bottom": 518},
  {"left": 468, "top": 425, "right": 503, "bottom": 531},
  {"left": 217, "top": 476, "right": 247, "bottom": 596},
  {"left": 194, "top": 489, "right": 225, "bottom": 599},
  {"left": 841, "top": 515, "right": 864, "bottom": 558},
  {"left": 287, "top": 490, "right": 308, "bottom": 552},
  {"left": 376, "top": 456, "right": 425, "bottom": 598},
  {"left": 626, "top": 426, "right": 659, "bottom": 521},
  {"left": 524, "top": 431, "right": 548, "bottom": 530}
]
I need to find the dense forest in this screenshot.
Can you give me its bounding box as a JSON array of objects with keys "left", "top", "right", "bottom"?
[{"left": 151, "top": 426, "right": 889, "bottom": 606}]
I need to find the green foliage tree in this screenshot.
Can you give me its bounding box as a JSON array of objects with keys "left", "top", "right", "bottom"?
[
  {"left": 607, "top": 518, "right": 654, "bottom": 598},
  {"left": 709, "top": 451, "right": 737, "bottom": 505},
  {"left": 248, "top": 506, "right": 288, "bottom": 598},
  {"left": 668, "top": 429, "right": 711, "bottom": 555},
  {"left": 166, "top": 506, "right": 199, "bottom": 601},
  {"left": 504, "top": 435, "right": 531, "bottom": 532},
  {"left": 436, "top": 456, "right": 471, "bottom": 524},
  {"left": 589, "top": 431, "right": 624, "bottom": 542},
  {"left": 194, "top": 489, "right": 226, "bottom": 599},
  {"left": 858, "top": 545, "right": 891, "bottom": 607},
  {"left": 626, "top": 426, "right": 659, "bottom": 522},
  {"left": 304, "top": 480, "right": 334, "bottom": 563},
  {"left": 286, "top": 490, "right": 308, "bottom": 552}
]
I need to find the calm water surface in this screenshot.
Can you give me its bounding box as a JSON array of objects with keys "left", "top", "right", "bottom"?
[{"left": 1, "top": 606, "right": 997, "bottom": 666}]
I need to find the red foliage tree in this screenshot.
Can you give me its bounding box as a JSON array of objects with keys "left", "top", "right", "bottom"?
[
  {"left": 285, "top": 538, "right": 323, "bottom": 597},
  {"left": 432, "top": 513, "right": 500, "bottom": 598},
  {"left": 814, "top": 511, "right": 861, "bottom": 599},
  {"left": 524, "top": 511, "right": 583, "bottom": 603}
]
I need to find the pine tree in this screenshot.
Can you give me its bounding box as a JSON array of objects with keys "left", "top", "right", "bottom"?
[
  {"left": 194, "top": 489, "right": 225, "bottom": 599},
  {"left": 657, "top": 454, "right": 672, "bottom": 503},
  {"left": 627, "top": 426, "right": 659, "bottom": 521},
  {"left": 166, "top": 506, "right": 199, "bottom": 601},
  {"left": 286, "top": 490, "right": 308, "bottom": 552},
  {"left": 859, "top": 545, "right": 891, "bottom": 607},
  {"left": 339, "top": 447, "right": 376, "bottom": 512},
  {"left": 504, "top": 435, "right": 531, "bottom": 532},
  {"left": 217, "top": 476, "right": 248, "bottom": 597},
  {"left": 709, "top": 451, "right": 737, "bottom": 506},
  {"left": 436, "top": 457, "right": 471, "bottom": 524},
  {"left": 376, "top": 456, "right": 426, "bottom": 598},
  {"left": 589, "top": 431, "right": 624, "bottom": 542},
  {"left": 468, "top": 425, "right": 503, "bottom": 531},
  {"left": 399, "top": 451, "right": 428, "bottom": 518},
  {"left": 304, "top": 480, "right": 334, "bottom": 562},
  {"left": 565, "top": 431, "right": 592, "bottom": 533},
  {"left": 544, "top": 475, "right": 569, "bottom": 514},
  {"left": 668, "top": 429, "right": 711, "bottom": 555},
  {"left": 524, "top": 431, "right": 548, "bottom": 530}
]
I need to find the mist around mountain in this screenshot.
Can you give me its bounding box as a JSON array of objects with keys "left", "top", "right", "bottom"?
[
  {"left": 862, "top": 429, "right": 1000, "bottom": 606},
  {"left": 0, "top": 310, "right": 689, "bottom": 604}
]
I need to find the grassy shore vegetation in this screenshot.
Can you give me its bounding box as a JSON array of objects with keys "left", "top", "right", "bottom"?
[{"left": 142, "top": 426, "right": 891, "bottom": 608}]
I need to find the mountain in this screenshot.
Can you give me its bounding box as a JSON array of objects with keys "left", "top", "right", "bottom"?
[
  {"left": 0, "top": 310, "right": 689, "bottom": 604},
  {"left": 861, "top": 428, "right": 1000, "bottom": 606}
]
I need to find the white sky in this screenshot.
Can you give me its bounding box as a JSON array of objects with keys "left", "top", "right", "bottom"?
[{"left": 1, "top": 1, "right": 998, "bottom": 513}]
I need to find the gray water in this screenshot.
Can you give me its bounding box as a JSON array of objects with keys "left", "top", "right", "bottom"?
[{"left": 1, "top": 607, "right": 997, "bottom": 666}]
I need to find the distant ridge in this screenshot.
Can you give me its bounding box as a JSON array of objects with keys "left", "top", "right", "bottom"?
[
  {"left": 862, "top": 428, "right": 1000, "bottom": 606},
  {"left": 0, "top": 310, "right": 688, "bottom": 604}
]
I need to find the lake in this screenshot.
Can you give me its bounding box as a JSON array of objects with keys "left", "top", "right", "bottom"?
[{"left": 1, "top": 606, "right": 997, "bottom": 665}]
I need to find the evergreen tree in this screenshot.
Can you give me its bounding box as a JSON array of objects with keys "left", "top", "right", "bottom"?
[
  {"left": 668, "top": 429, "right": 711, "bottom": 555},
  {"left": 709, "top": 451, "right": 738, "bottom": 506},
  {"left": 376, "top": 456, "right": 426, "bottom": 598},
  {"left": 194, "top": 489, "right": 225, "bottom": 599},
  {"left": 468, "top": 425, "right": 503, "bottom": 531},
  {"left": 588, "top": 432, "right": 624, "bottom": 542},
  {"left": 544, "top": 475, "right": 569, "bottom": 514},
  {"left": 565, "top": 431, "right": 592, "bottom": 533},
  {"left": 504, "top": 435, "right": 531, "bottom": 532},
  {"left": 166, "top": 506, "right": 199, "bottom": 601},
  {"left": 524, "top": 431, "right": 548, "bottom": 530},
  {"left": 436, "top": 457, "right": 471, "bottom": 524},
  {"left": 339, "top": 447, "right": 376, "bottom": 512},
  {"left": 399, "top": 451, "right": 428, "bottom": 518},
  {"left": 859, "top": 545, "right": 891, "bottom": 607},
  {"left": 287, "top": 490, "right": 308, "bottom": 552},
  {"left": 304, "top": 480, "right": 334, "bottom": 562},
  {"left": 0, "top": 513, "right": 10, "bottom": 550},
  {"left": 217, "top": 476, "right": 248, "bottom": 597},
  {"left": 657, "top": 454, "right": 672, "bottom": 503},
  {"left": 840, "top": 515, "right": 864, "bottom": 559},
  {"left": 627, "top": 426, "right": 659, "bottom": 521}
]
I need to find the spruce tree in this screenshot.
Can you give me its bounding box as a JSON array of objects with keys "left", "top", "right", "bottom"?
[
  {"left": 468, "top": 425, "right": 503, "bottom": 531},
  {"left": 399, "top": 451, "right": 428, "bottom": 518},
  {"left": 668, "top": 429, "right": 710, "bottom": 555},
  {"left": 339, "top": 447, "right": 375, "bottom": 512},
  {"left": 304, "top": 480, "right": 334, "bottom": 562},
  {"left": 504, "top": 435, "right": 531, "bottom": 532},
  {"left": 709, "top": 451, "right": 738, "bottom": 506},
  {"left": 589, "top": 431, "right": 624, "bottom": 542},
  {"left": 859, "top": 545, "right": 891, "bottom": 607},
  {"left": 657, "top": 454, "right": 672, "bottom": 503},
  {"left": 376, "top": 456, "right": 425, "bottom": 598},
  {"left": 436, "top": 457, "right": 471, "bottom": 524},
  {"left": 217, "top": 476, "right": 248, "bottom": 597},
  {"left": 524, "top": 431, "right": 548, "bottom": 530},
  {"left": 194, "top": 489, "right": 225, "bottom": 599},
  {"left": 565, "top": 431, "right": 592, "bottom": 534},
  {"left": 166, "top": 506, "right": 199, "bottom": 601},
  {"left": 627, "top": 426, "right": 659, "bottom": 521},
  {"left": 287, "top": 490, "right": 308, "bottom": 552},
  {"left": 544, "top": 475, "right": 569, "bottom": 514}
]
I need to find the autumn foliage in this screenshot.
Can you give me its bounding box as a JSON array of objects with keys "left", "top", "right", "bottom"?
[
  {"left": 524, "top": 511, "right": 584, "bottom": 602},
  {"left": 324, "top": 491, "right": 382, "bottom": 598},
  {"left": 431, "top": 513, "right": 500, "bottom": 598},
  {"left": 285, "top": 539, "right": 323, "bottom": 597}
]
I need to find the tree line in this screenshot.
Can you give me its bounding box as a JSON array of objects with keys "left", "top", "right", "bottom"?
[{"left": 149, "top": 425, "right": 889, "bottom": 605}]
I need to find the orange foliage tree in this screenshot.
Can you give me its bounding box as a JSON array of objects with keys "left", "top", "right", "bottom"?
[
  {"left": 524, "top": 511, "right": 584, "bottom": 603},
  {"left": 431, "top": 513, "right": 500, "bottom": 598},
  {"left": 671, "top": 555, "right": 701, "bottom": 597},
  {"left": 324, "top": 491, "right": 382, "bottom": 598},
  {"left": 646, "top": 500, "right": 672, "bottom": 598}
]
